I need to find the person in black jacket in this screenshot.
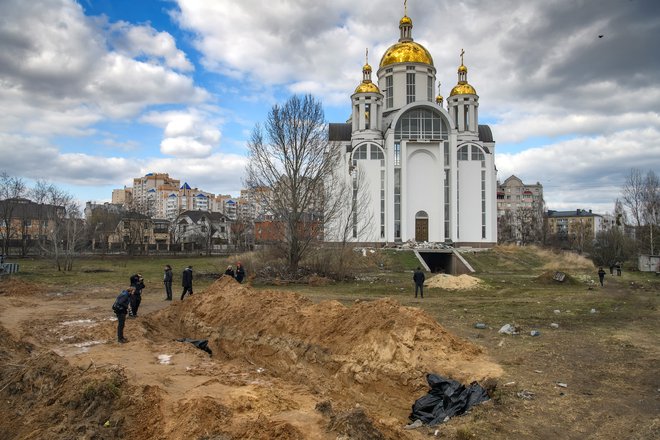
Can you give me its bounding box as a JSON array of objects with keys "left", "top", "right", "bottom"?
[
  {"left": 181, "top": 265, "right": 193, "bottom": 300},
  {"left": 112, "top": 286, "right": 135, "bottom": 343},
  {"left": 413, "top": 267, "right": 425, "bottom": 298},
  {"left": 224, "top": 265, "right": 235, "bottom": 278},
  {"left": 235, "top": 262, "right": 245, "bottom": 284},
  {"left": 129, "top": 273, "right": 145, "bottom": 317},
  {"left": 163, "top": 265, "right": 173, "bottom": 300}
]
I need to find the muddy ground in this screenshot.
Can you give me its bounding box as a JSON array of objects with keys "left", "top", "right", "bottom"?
[{"left": 0, "top": 269, "right": 658, "bottom": 439}]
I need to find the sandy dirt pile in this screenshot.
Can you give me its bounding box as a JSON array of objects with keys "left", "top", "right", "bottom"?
[
  {"left": 425, "top": 274, "right": 482, "bottom": 290},
  {"left": 1, "top": 276, "right": 502, "bottom": 439},
  {"left": 148, "top": 277, "right": 501, "bottom": 403}
]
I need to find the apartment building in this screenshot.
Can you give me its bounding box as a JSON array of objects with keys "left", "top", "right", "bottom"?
[{"left": 497, "top": 175, "right": 544, "bottom": 218}]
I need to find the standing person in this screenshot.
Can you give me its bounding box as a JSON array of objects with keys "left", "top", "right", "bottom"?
[
  {"left": 129, "top": 273, "right": 145, "bottom": 317},
  {"left": 224, "top": 265, "right": 235, "bottom": 278},
  {"left": 163, "top": 265, "right": 173, "bottom": 300},
  {"left": 597, "top": 267, "right": 606, "bottom": 287},
  {"left": 413, "top": 267, "right": 425, "bottom": 298},
  {"left": 235, "top": 262, "right": 245, "bottom": 284},
  {"left": 112, "top": 286, "right": 135, "bottom": 343},
  {"left": 181, "top": 265, "right": 193, "bottom": 300}
]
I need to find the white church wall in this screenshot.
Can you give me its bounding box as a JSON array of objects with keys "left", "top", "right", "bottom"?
[
  {"left": 457, "top": 160, "right": 484, "bottom": 242},
  {"left": 405, "top": 147, "right": 442, "bottom": 241}
]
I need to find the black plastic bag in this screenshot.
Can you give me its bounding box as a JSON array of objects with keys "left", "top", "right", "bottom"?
[
  {"left": 176, "top": 338, "right": 212, "bottom": 355},
  {"left": 410, "top": 373, "right": 489, "bottom": 426}
]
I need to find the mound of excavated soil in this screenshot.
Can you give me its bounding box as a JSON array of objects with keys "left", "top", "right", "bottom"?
[
  {"left": 426, "top": 274, "right": 483, "bottom": 290},
  {"left": 2, "top": 277, "right": 502, "bottom": 440},
  {"left": 0, "top": 277, "right": 45, "bottom": 296},
  {"left": 149, "top": 277, "right": 501, "bottom": 399}
]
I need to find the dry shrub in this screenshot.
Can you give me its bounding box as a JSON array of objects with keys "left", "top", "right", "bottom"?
[{"left": 537, "top": 248, "right": 594, "bottom": 271}]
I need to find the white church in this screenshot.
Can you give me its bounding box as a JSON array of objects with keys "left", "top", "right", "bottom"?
[{"left": 328, "top": 9, "right": 497, "bottom": 247}]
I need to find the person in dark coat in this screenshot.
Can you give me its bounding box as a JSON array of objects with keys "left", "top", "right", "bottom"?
[
  {"left": 224, "top": 265, "right": 235, "bottom": 278},
  {"left": 235, "top": 262, "right": 245, "bottom": 284},
  {"left": 112, "top": 286, "right": 135, "bottom": 343},
  {"left": 413, "top": 267, "right": 425, "bottom": 298},
  {"left": 129, "top": 273, "right": 145, "bottom": 317},
  {"left": 597, "top": 267, "right": 606, "bottom": 287},
  {"left": 181, "top": 266, "right": 193, "bottom": 300},
  {"left": 163, "top": 265, "right": 173, "bottom": 300}
]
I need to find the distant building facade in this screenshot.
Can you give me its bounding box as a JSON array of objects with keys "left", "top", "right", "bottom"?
[
  {"left": 497, "top": 175, "right": 544, "bottom": 218},
  {"left": 546, "top": 209, "right": 605, "bottom": 238},
  {"left": 112, "top": 173, "right": 233, "bottom": 221}
]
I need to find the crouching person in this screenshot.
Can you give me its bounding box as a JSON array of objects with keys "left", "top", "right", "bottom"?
[{"left": 112, "top": 286, "right": 135, "bottom": 343}]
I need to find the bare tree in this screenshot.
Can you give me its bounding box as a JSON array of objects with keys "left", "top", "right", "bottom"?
[
  {"left": 621, "top": 168, "right": 660, "bottom": 254},
  {"left": 0, "top": 172, "right": 27, "bottom": 256},
  {"left": 622, "top": 168, "right": 645, "bottom": 228},
  {"left": 245, "top": 94, "right": 341, "bottom": 273},
  {"left": 37, "top": 183, "right": 79, "bottom": 271},
  {"left": 589, "top": 227, "right": 636, "bottom": 268},
  {"left": 331, "top": 165, "right": 372, "bottom": 277},
  {"left": 642, "top": 171, "right": 659, "bottom": 254}
]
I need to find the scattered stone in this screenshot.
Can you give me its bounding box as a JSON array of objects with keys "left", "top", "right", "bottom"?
[
  {"left": 557, "top": 383, "right": 568, "bottom": 388},
  {"left": 550, "top": 323, "right": 559, "bottom": 329},
  {"left": 530, "top": 330, "right": 540, "bottom": 336},
  {"left": 554, "top": 309, "right": 561, "bottom": 314},
  {"left": 474, "top": 323, "right": 487, "bottom": 329},
  {"left": 498, "top": 324, "right": 519, "bottom": 335},
  {"left": 590, "top": 308, "right": 597, "bottom": 314}
]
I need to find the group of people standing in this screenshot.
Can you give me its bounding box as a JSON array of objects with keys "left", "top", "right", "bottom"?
[
  {"left": 113, "top": 261, "right": 246, "bottom": 343},
  {"left": 224, "top": 262, "right": 246, "bottom": 283}
]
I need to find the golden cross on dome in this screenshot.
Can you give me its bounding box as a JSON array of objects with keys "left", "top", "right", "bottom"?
[
  {"left": 437, "top": 81, "right": 442, "bottom": 94},
  {"left": 404, "top": 0, "right": 407, "bottom": 15},
  {"left": 460, "top": 48, "right": 465, "bottom": 65},
  {"left": 365, "top": 48, "right": 368, "bottom": 64}
]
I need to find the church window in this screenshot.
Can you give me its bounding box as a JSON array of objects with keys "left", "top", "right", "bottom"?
[
  {"left": 406, "top": 72, "right": 416, "bottom": 104},
  {"left": 471, "top": 145, "right": 485, "bottom": 167},
  {"left": 444, "top": 142, "right": 450, "bottom": 167},
  {"left": 381, "top": 170, "right": 385, "bottom": 238},
  {"left": 370, "top": 145, "right": 384, "bottom": 160},
  {"left": 427, "top": 76, "right": 433, "bottom": 101},
  {"left": 365, "top": 103, "right": 370, "bottom": 129},
  {"left": 481, "top": 170, "right": 487, "bottom": 238},
  {"left": 385, "top": 76, "right": 393, "bottom": 108},
  {"left": 395, "top": 108, "right": 447, "bottom": 141},
  {"left": 457, "top": 145, "right": 469, "bottom": 160},
  {"left": 394, "top": 142, "right": 401, "bottom": 166},
  {"left": 352, "top": 144, "right": 368, "bottom": 162},
  {"left": 394, "top": 168, "right": 401, "bottom": 240},
  {"left": 444, "top": 169, "right": 450, "bottom": 238}
]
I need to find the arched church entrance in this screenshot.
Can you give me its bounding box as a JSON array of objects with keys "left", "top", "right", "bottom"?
[{"left": 415, "top": 211, "right": 429, "bottom": 242}]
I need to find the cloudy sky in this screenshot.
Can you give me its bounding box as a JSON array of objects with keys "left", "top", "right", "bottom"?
[{"left": 1, "top": 0, "right": 658, "bottom": 214}]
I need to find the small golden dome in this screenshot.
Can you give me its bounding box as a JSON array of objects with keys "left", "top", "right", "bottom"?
[
  {"left": 400, "top": 15, "right": 412, "bottom": 26},
  {"left": 379, "top": 41, "right": 434, "bottom": 67},
  {"left": 363, "top": 63, "right": 372, "bottom": 72},
  {"left": 450, "top": 83, "right": 477, "bottom": 96},
  {"left": 436, "top": 94, "right": 444, "bottom": 104},
  {"left": 458, "top": 64, "right": 468, "bottom": 73},
  {"left": 355, "top": 82, "right": 381, "bottom": 94}
]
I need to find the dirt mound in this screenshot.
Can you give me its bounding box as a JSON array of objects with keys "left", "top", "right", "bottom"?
[
  {"left": 148, "top": 278, "right": 501, "bottom": 403},
  {"left": 426, "top": 274, "right": 483, "bottom": 290},
  {"left": 535, "top": 270, "right": 580, "bottom": 285},
  {"left": 0, "top": 325, "right": 135, "bottom": 440},
  {"left": 0, "top": 277, "right": 45, "bottom": 296}
]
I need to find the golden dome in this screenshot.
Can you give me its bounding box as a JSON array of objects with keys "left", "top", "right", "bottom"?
[
  {"left": 363, "top": 63, "right": 372, "bottom": 72},
  {"left": 450, "top": 83, "right": 477, "bottom": 96},
  {"left": 400, "top": 15, "right": 412, "bottom": 26},
  {"left": 379, "top": 41, "right": 434, "bottom": 67},
  {"left": 435, "top": 94, "right": 444, "bottom": 104},
  {"left": 354, "top": 82, "right": 381, "bottom": 94},
  {"left": 458, "top": 64, "right": 468, "bottom": 73}
]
